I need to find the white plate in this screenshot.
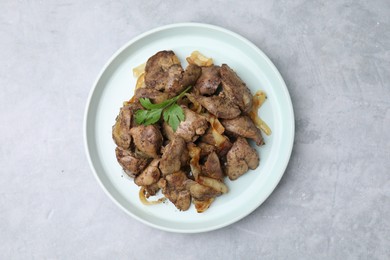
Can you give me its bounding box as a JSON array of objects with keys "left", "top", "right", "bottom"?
[{"left": 84, "top": 23, "right": 294, "bottom": 233}]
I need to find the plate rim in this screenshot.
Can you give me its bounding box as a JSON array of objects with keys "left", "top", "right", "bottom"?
[{"left": 83, "top": 22, "right": 295, "bottom": 233}]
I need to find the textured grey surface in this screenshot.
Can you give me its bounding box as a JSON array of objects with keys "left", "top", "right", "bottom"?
[{"left": 1, "top": 0, "right": 389, "bottom": 259}]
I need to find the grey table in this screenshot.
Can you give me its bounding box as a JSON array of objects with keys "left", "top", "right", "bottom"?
[{"left": 1, "top": 1, "right": 389, "bottom": 259}]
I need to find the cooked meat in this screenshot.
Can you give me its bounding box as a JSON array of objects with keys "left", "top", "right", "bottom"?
[
  {"left": 164, "top": 64, "right": 184, "bottom": 94},
  {"left": 202, "top": 152, "right": 224, "bottom": 180},
  {"left": 200, "top": 127, "right": 233, "bottom": 156},
  {"left": 221, "top": 64, "right": 253, "bottom": 113},
  {"left": 225, "top": 137, "right": 259, "bottom": 180},
  {"left": 144, "top": 183, "right": 160, "bottom": 197},
  {"left": 126, "top": 101, "right": 144, "bottom": 114},
  {"left": 194, "top": 65, "right": 221, "bottom": 95},
  {"left": 174, "top": 106, "right": 209, "bottom": 142},
  {"left": 158, "top": 171, "right": 191, "bottom": 211},
  {"left": 199, "top": 127, "right": 215, "bottom": 145},
  {"left": 112, "top": 105, "right": 132, "bottom": 149},
  {"left": 144, "top": 50, "right": 182, "bottom": 91},
  {"left": 134, "top": 159, "right": 160, "bottom": 186},
  {"left": 175, "top": 190, "right": 191, "bottom": 211},
  {"left": 159, "top": 136, "right": 189, "bottom": 176},
  {"left": 134, "top": 88, "right": 171, "bottom": 104},
  {"left": 221, "top": 116, "right": 263, "bottom": 146},
  {"left": 162, "top": 122, "right": 175, "bottom": 141},
  {"left": 188, "top": 93, "right": 241, "bottom": 119},
  {"left": 197, "top": 142, "right": 216, "bottom": 158},
  {"left": 165, "top": 171, "right": 188, "bottom": 190},
  {"left": 181, "top": 64, "right": 202, "bottom": 87},
  {"left": 165, "top": 64, "right": 202, "bottom": 95},
  {"left": 130, "top": 125, "right": 163, "bottom": 158},
  {"left": 128, "top": 102, "right": 145, "bottom": 127},
  {"left": 186, "top": 181, "right": 221, "bottom": 201},
  {"left": 115, "top": 147, "right": 150, "bottom": 177}
]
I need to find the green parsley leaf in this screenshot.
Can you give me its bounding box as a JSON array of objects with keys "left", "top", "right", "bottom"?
[
  {"left": 163, "top": 104, "right": 184, "bottom": 131},
  {"left": 135, "top": 110, "right": 148, "bottom": 125},
  {"left": 144, "top": 109, "right": 163, "bottom": 125},
  {"left": 135, "top": 109, "right": 162, "bottom": 125},
  {"left": 134, "top": 86, "right": 192, "bottom": 131},
  {"left": 139, "top": 98, "right": 171, "bottom": 110}
]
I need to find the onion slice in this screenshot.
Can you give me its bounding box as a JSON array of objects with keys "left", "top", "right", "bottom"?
[
  {"left": 188, "top": 144, "right": 201, "bottom": 181},
  {"left": 249, "top": 90, "right": 272, "bottom": 136},
  {"left": 133, "top": 62, "right": 146, "bottom": 78},
  {"left": 206, "top": 113, "right": 224, "bottom": 134},
  {"left": 194, "top": 198, "right": 215, "bottom": 213},
  {"left": 139, "top": 186, "right": 166, "bottom": 205},
  {"left": 185, "top": 93, "right": 203, "bottom": 113},
  {"left": 186, "top": 51, "right": 213, "bottom": 67},
  {"left": 198, "top": 176, "right": 228, "bottom": 194},
  {"left": 135, "top": 73, "right": 145, "bottom": 90}
]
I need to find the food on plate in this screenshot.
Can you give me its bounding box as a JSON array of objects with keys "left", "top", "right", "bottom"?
[
  {"left": 221, "top": 115, "right": 264, "bottom": 146},
  {"left": 112, "top": 106, "right": 132, "bottom": 149},
  {"left": 115, "top": 147, "right": 150, "bottom": 178},
  {"left": 249, "top": 90, "right": 272, "bottom": 135},
  {"left": 112, "top": 50, "right": 270, "bottom": 212},
  {"left": 159, "top": 136, "right": 189, "bottom": 176},
  {"left": 194, "top": 65, "right": 221, "bottom": 95},
  {"left": 129, "top": 125, "right": 163, "bottom": 159},
  {"left": 186, "top": 51, "right": 213, "bottom": 67},
  {"left": 225, "top": 137, "right": 260, "bottom": 180},
  {"left": 187, "top": 93, "right": 241, "bottom": 119},
  {"left": 220, "top": 64, "right": 253, "bottom": 113}
]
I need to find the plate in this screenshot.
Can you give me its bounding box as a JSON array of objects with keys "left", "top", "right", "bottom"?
[{"left": 84, "top": 23, "right": 294, "bottom": 233}]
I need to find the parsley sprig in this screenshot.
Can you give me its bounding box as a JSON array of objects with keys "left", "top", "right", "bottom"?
[{"left": 135, "top": 86, "right": 192, "bottom": 131}]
